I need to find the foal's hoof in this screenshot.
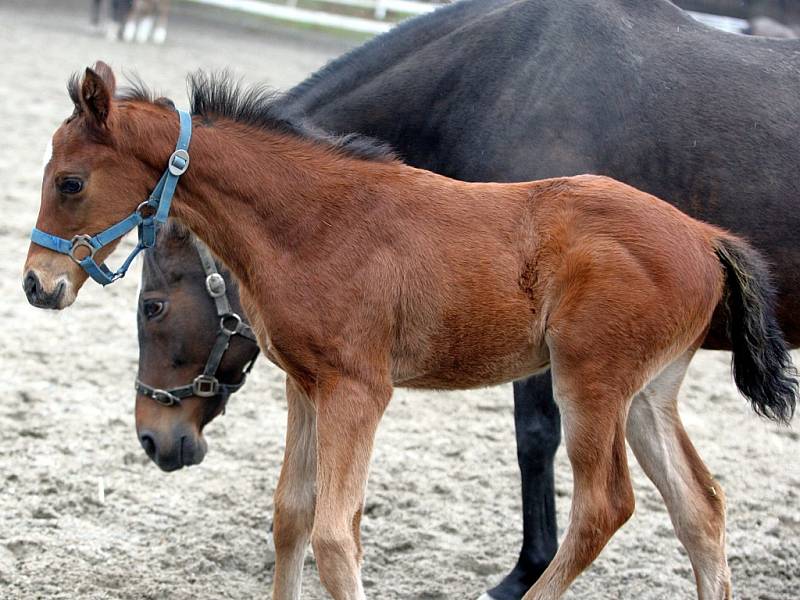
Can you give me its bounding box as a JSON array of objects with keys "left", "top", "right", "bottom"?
[{"left": 477, "top": 594, "right": 499, "bottom": 600}]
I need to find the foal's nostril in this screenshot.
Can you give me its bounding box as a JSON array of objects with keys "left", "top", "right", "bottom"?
[
  {"left": 139, "top": 432, "right": 156, "bottom": 458},
  {"left": 23, "top": 271, "right": 41, "bottom": 301}
]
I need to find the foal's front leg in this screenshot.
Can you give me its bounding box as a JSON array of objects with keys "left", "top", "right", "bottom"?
[
  {"left": 311, "top": 376, "right": 391, "bottom": 600},
  {"left": 273, "top": 377, "right": 317, "bottom": 600}
]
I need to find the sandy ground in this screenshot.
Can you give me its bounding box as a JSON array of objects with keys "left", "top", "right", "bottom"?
[{"left": 1, "top": 1, "right": 798, "bottom": 598}]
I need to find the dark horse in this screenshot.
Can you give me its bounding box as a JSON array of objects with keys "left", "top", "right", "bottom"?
[{"left": 116, "top": 0, "right": 800, "bottom": 598}]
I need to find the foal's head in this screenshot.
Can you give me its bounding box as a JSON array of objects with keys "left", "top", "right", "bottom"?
[
  {"left": 23, "top": 62, "right": 176, "bottom": 308},
  {"left": 136, "top": 222, "right": 258, "bottom": 472}
]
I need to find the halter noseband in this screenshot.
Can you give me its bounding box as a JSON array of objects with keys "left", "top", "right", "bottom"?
[
  {"left": 135, "top": 239, "right": 259, "bottom": 409},
  {"left": 30, "top": 110, "right": 193, "bottom": 286}
]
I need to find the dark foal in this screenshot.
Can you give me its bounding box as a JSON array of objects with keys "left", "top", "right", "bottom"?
[
  {"left": 121, "top": 2, "right": 800, "bottom": 598},
  {"left": 23, "top": 64, "right": 796, "bottom": 599},
  {"left": 136, "top": 221, "right": 259, "bottom": 471}
]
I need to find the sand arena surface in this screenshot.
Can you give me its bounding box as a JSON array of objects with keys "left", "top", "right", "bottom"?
[{"left": 1, "top": 1, "right": 798, "bottom": 598}]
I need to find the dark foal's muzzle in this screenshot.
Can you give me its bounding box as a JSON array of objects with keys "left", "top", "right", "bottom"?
[{"left": 138, "top": 424, "right": 208, "bottom": 472}]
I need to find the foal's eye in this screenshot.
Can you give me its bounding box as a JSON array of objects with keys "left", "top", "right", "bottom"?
[
  {"left": 59, "top": 178, "right": 84, "bottom": 195},
  {"left": 143, "top": 300, "right": 166, "bottom": 320}
]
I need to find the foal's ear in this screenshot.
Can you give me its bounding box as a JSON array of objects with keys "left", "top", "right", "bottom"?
[
  {"left": 92, "top": 60, "right": 117, "bottom": 95},
  {"left": 80, "top": 61, "right": 116, "bottom": 127}
]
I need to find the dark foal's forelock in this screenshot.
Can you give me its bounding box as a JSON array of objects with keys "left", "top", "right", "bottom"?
[{"left": 141, "top": 221, "right": 195, "bottom": 290}]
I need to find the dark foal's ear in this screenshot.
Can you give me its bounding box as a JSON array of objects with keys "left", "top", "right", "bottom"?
[{"left": 80, "top": 61, "right": 116, "bottom": 127}]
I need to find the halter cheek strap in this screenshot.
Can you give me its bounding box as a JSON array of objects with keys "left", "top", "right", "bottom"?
[
  {"left": 30, "top": 109, "right": 193, "bottom": 286},
  {"left": 134, "top": 239, "right": 259, "bottom": 410}
]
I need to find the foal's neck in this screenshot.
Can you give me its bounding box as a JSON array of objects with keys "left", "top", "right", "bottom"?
[{"left": 142, "top": 115, "right": 406, "bottom": 287}]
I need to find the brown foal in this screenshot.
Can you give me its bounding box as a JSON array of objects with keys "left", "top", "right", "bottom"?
[{"left": 24, "top": 64, "right": 796, "bottom": 600}]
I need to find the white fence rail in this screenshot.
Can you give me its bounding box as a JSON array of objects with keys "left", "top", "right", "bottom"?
[
  {"left": 184, "top": 0, "right": 748, "bottom": 36},
  {"left": 687, "top": 10, "right": 747, "bottom": 33}
]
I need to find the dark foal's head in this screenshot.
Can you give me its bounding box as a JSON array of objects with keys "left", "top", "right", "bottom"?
[{"left": 137, "top": 222, "right": 259, "bottom": 471}]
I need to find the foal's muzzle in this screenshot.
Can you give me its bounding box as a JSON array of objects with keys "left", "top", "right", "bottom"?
[
  {"left": 138, "top": 425, "right": 207, "bottom": 472},
  {"left": 23, "top": 270, "right": 64, "bottom": 309}
]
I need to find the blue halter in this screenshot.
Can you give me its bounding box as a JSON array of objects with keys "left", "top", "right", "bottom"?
[{"left": 30, "top": 110, "right": 193, "bottom": 286}]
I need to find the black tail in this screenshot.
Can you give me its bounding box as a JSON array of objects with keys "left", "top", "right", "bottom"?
[{"left": 714, "top": 237, "right": 797, "bottom": 423}]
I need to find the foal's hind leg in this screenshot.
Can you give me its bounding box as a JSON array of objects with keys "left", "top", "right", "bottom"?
[
  {"left": 627, "top": 352, "right": 731, "bottom": 599},
  {"left": 521, "top": 366, "right": 637, "bottom": 599},
  {"left": 272, "top": 377, "right": 317, "bottom": 600}
]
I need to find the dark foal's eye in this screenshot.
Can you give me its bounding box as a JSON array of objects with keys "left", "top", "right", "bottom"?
[
  {"left": 59, "top": 178, "right": 84, "bottom": 195},
  {"left": 143, "top": 300, "right": 166, "bottom": 320}
]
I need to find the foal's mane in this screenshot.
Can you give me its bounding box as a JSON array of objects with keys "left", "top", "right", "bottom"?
[{"left": 104, "top": 71, "right": 399, "bottom": 164}]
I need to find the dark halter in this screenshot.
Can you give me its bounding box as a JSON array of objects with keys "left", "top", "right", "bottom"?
[{"left": 135, "top": 239, "right": 259, "bottom": 409}]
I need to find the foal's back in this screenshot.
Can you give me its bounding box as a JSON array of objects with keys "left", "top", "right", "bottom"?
[{"left": 390, "top": 173, "right": 724, "bottom": 391}]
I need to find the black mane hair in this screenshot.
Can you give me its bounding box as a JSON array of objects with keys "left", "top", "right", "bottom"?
[
  {"left": 187, "top": 71, "right": 398, "bottom": 163},
  {"left": 67, "top": 73, "right": 82, "bottom": 108},
  {"left": 68, "top": 70, "right": 398, "bottom": 163}
]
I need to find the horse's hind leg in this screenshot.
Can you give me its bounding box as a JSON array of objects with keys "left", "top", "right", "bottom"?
[
  {"left": 627, "top": 351, "right": 731, "bottom": 599},
  {"left": 122, "top": 0, "right": 140, "bottom": 41},
  {"left": 482, "top": 373, "right": 560, "bottom": 600},
  {"left": 135, "top": 0, "right": 156, "bottom": 43},
  {"left": 521, "top": 365, "right": 636, "bottom": 599},
  {"left": 272, "top": 377, "right": 317, "bottom": 600},
  {"left": 152, "top": 0, "right": 169, "bottom": 44}
]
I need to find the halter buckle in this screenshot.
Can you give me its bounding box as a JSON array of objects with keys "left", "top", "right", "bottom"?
[
  {"left": 205, "top": 273, "right": 226, "bottom": 298},
  {"left": 151, "top": 389, "right": 180, "bottom": 407},
  {"left": 220, "top": 313, "right": 243, "bottom": 336},
  {"left": 168, "top": 149, "right": 190, "bottom": 176},
  {"left": 192, "top": 375, "right": 220, "bottom": 398},
  {"left": 69, "top": 235, "right": 96, "bottom": 263}
]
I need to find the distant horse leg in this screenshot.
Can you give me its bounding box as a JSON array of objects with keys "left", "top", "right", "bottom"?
[
  {"left": 152, "top": 0, "right": 170, "bottom": 44},
  {"left": 522, "top": 365, "right": 635, "bottom": 599},
  {"left": 311, "top": 376, "right": 390, "bottom": 600},
  {"left": 107, "top": 0, "right": 132, "bottom": 40},
  {"left": 90, "top": 0, "right": 102, "bottom": 26},
  {"left": 626, "top": 352, "right": 731, "bottom": 599},
  {"left": 484, "top": 373, "right": 560, "bottom": 600},
  {"left": 272, "top": 377, "right": 317, "bottom": 600},
  {"left": 120, "top": 0, "right": 139, "bottom": 41},
  {"left": 135, "top": 0, "right": 156, "bottom": 43}
]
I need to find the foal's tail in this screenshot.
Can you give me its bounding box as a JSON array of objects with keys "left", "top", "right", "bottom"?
[{"left": 713, "top": 236, "right": 797, "bottom": 423}]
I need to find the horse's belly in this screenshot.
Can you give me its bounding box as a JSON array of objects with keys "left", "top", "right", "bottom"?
[
  {"left": 391, "top": 322, "right": 549, "bottom": 390},
  {"left": 393, "top": 347, "right": 549, "bottom": 390}
]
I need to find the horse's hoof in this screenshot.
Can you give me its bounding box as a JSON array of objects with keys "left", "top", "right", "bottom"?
[
  {"left": 122, "top": 22, "right": 136, "bottom": 42},
  {"left": 477, "top": 594, "right": 498, "bottom": 600},
  {"left": 153, "top": 26, "right": 167, "bottom": 45}
]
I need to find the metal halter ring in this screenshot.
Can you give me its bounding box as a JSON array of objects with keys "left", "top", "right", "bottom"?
[
  {"left": 220, "top": 313, "right": 243, "bottom": 336},
  {"left": 205, "top": 272, "right": 226, "bottom": 298},
  {"left": 69, "top": 235, "right": 96, "bottom": 263},
  {"left": 192, "top": 375, "right": 220, "bottom": 398},
  {"left": 151, "top": 389, "right": 180, "bottom": 407},
  {"left": 136, "top": 200, "right": 157, "bottom": 219},
  {"left": 168, "top": 149, "right": 190, "bottom": 176}
]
